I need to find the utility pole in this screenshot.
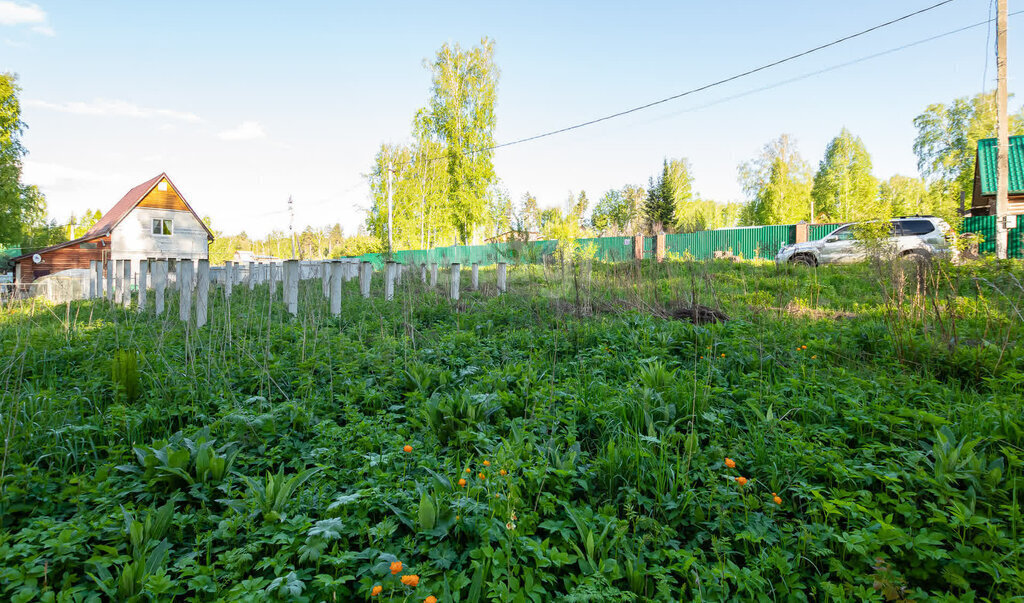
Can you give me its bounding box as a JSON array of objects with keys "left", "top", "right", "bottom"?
[
  {"left": 386, "top": 159, "right": 394, "bottom": 256},
  {"left": 288, "top": 195, "right": 298, "bottom": 259},
  {"left": 996, "top": 0, "right": 1010, "bottom": 259}
]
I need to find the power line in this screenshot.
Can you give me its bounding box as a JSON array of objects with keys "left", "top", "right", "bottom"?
[
  {"left": 481, "top": 0, "right": 959, "bottom": 153},
  {"left": 647, "top": 10, "right": 1024, "bottom": 124}
]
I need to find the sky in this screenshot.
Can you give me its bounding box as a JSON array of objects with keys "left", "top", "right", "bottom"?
[{"left": 2, "top": 0, "right": 1021, "bottom": 237}]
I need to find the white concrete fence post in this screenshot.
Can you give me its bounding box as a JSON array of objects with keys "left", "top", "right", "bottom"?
[
  {"left": 330, "top": 261, "right": 343, "bottom": 316},
  {"left": 497, "top": 262, "right": 507, "bottom": 294},
  {"left": 88, "top": 261, "right": 97, "bottom": 299},
  {"left": 248, "top": 261, "right": 256, "bottom": 290},
  {"left": 196, "top": 260, "right": 209, "bottom": 327},
  {"left": 285, "top": 259, "right": 299, "bottom": 316},
  {"left": 430, "top": 263, "right": 438, "bottom": 288},
  {"left": 106, "top": 260, "right": 114, "bottom": 302},
  {"left": 138, "top": 260, "right": 148, "bottom": 311},
  {"left": 112, "top": 260, "right": 122, "bottom": 304},
  {"left": 234, "top": 262, "right": 242, "bottom": 286},
  {"left": 122, "top": 260, "right": 132, "bottom": 307},
  {"left": 471, "top": 262, "right": 479, "bottom": 291},
  {"left": 269, "top": 262, "right": 278, "bottom": 300},
  {"left": 385, "top": 261, "right": 396, "bottom": 301},
  {"left": 359, "top": 261, "right": 372, "bottom": 298},
  {"left": 450, "top": 263, "right": 460, "bottom": 301},
  {"left": 154, "top": 261, "right": 167, "bottom": 315},
  {"left": 224, "top": 261, "right": 233, "bottom": 300},
  {"left": 321, "top": 262, "right": 330, "bottom": 299},
  {"left": 178, "top": 259, "right": 193, "bottom": 324},
  {"left": 421, "top": 263, "right": 427, "bottom": 284}
]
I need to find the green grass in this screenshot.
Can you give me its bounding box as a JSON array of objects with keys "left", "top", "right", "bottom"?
[{"left": 1, "top": 258, "right": 1023, "bottom": 601}]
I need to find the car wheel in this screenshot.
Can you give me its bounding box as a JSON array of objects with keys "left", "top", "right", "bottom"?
[
  {"left": 790, "top": 255, "right": 815, "bottom": 267},
  {"left": 901, "top": 249, "right": 931, "bottom": 265}
]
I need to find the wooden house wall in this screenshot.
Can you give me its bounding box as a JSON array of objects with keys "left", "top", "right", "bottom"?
[{"left": 15, "top": 236, "right": 110, "bottom": 284}]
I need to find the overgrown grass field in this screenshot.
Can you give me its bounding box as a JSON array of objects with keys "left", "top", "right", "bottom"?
[{"left": 1, "top": 259, "right": 1023, "bottom": 601}]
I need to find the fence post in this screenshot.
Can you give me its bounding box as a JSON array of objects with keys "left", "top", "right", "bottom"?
[
  {"left": 430, "top": 263, "right": 438, "bottom": 287},
  {"left": 154, "top": 261, "right": 166, "bottom": 315},
  {"left": 385, "top": 261, "right": 396, "bottom": 301},
  {"left": 138, "top": 260, "right": 148, "bottom": 311},
  {"left": 122, "top": 260, "right": 132, "bottom": 307},
  {"left": 471, "top": 262, "right": 479, "bottom": 290},
  {"left": 224, "top": 261, "right": 233, "bottom": 300},
  {"left": 178, "top": 259, "right": 193, "bottom": 324},
  {"left": 359, "top": 261, "right": 372, "bottom": 298},
  {"left": 330, "top": 261, "right": 343, "bottom": 316},
  {"left": 269, "top": 262, "right": 279, "bottom": 299},
  {"left": 795, "top": 222, "right": 809, "bottom": 244},
  {"left": 421, "top": 263, "right": 427, "bottom": 284},
  {"left": 285, "top": 259, "right": 299, "bottom": 316},
  {"left": 656, "top": 233, "right": 666, "bottom": 262},
  {"left": 634, "top": 234, "right": 644, "bottom": 261},
  {"left": 234, "top": 262, "right": 242, "bottom": 286},
  {"left": 248, "top": 261, "right": 256, "bottom": 290},
  {"left": 497, "top": 262, "right": 507, "bottom": 294},
  {"left": 321, "top": 261, "right": 330, "bottom": 299},
  {"left": 112, "top": 260, "right": 122, "bottom": 304},
  {"left": 196, "top": 260, "right": 209, "bottom": 327},
  {"left": 106, "top": 260, "right": 114, "bottom": 302},
  {"left": 450, "top": 263, "right": 461, "bottom": 300},
  {"left": 87, "top": 261, "right": 96, "bottom": 299}
]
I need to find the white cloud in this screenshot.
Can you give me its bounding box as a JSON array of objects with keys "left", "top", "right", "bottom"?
[
  {"left": 217, "top": 121, "right": 266, "bottom": 141},
  {"left": 0, "top": 2, "right": 54, "bottom": 35},
  {"left": 0, "top": 1, "right": 45, "bottom": 25},
  {"left": 26, "top": 98, "right": 202, "bottom": 123},
  {"left": 23, "top": 161, "right": 122, "bottom": 191}
]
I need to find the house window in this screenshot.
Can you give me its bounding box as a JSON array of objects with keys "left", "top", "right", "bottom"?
[
  {"left": 157, "top": 181, "right": 168, "bottom": 192},
  {"left": 152, "top": 219, "right": 173, "bottom": 236}
]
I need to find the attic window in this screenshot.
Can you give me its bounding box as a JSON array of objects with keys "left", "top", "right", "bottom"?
[
  {"left": 152, "top": 218, "right": 172, "bottom": 236},
  {"left": 157, "top": 181, "right": 168, "bottom": 192}
]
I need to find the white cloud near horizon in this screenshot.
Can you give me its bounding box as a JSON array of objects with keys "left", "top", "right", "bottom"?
[
  {"left": 217, "top": 121, "right": 266, "bottom": 141},
  {"left": 0, "top": 1, "right": 54, "bottom": 35},
  {"left": 26, "top": 98, "right": 202, "bottom": 123}
]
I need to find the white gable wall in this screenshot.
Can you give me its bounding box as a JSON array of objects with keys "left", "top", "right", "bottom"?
[{"left": 110, "top": 207, "right": 209, "bottom": 270}]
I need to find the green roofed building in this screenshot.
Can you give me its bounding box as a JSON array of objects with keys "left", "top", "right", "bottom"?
[{"left": 970, "top": 135, "right": 1024, "bottom": 216}]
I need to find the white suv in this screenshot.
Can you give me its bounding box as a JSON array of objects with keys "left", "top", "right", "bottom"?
[{"left": 775, "top": 216, "right": 954, "bottom": 266}]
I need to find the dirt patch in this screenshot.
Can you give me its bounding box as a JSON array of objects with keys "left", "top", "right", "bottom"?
[
  {"left": 549, "top": 297, "right": 729, "bottom": 324},
  {"left": 767, "top": 302, "right": 858, "bottom": 320}
]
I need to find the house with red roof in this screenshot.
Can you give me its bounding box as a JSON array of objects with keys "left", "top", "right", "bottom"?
[{"left": 12, "top": 173, "right": 213, "bottom": 284}]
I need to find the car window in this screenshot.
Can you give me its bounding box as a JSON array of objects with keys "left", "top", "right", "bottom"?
[
  {"left": 897, "top": 219, "right": 935, "bottom": 236},
  {"left": 830, "top": 226, "right": 855, "bottom": 241}
]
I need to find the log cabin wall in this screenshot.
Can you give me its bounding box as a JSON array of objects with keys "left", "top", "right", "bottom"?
[{"left": 15, "top": 236, "right": 110, "bottom": 284}]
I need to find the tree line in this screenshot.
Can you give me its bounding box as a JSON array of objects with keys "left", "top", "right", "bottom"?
[{"left": 2, "top": 52, "right": 1021, "bottom": 263}]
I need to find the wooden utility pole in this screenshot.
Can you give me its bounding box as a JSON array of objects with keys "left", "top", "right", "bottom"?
[{"left": 996, "top": 0, "right": 1009, "bottom": 259}]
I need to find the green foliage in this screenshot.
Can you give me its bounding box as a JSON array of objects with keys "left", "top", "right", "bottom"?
[
  {"left": 738, "top": 134, "right": 813, "bottom": 225},
  {"left": 0, "top": 72, "right": 52, "bottom": 249},
  {"left": 2, "top": 260, "right": 1023, "bottom": 601},
  {"left": 111, "top": 349, "right": 140, "bottom": 403},
  {"left": 811, "top": 127, "right": 879, "bottom": 223}
]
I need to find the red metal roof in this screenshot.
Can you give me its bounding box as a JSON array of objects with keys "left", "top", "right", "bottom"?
[{"left": 83, "top": 173, "right": 214, "bottom": 240}]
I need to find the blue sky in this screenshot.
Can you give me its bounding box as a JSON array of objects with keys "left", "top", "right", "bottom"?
[{"left": 2, "top": 1, "right": 1020, "bottom": 236}]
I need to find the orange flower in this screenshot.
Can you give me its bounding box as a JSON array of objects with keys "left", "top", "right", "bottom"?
[
  {"left": 458, "top": 478, "right": 467, "bottom": 487},
  {"left": 390, "top": 561, "right": 403, "bottom": 575},
  {"left": 403, "top": 444, "right": 413, "bottom": 453},
  {"left": 483, "top": 460, "right": 491, "bottom": 466},
  {"left": 464, "top": 468, "right": 471, "bottom": 473},
  {"left": 425, "top": 597, "right": 437, "bottom": 603},
  {"left": 801, "top": 345, "right": 807, "bottom": 350},
  {"left": 736, "top": 476, "right": 748, "bottom": 486},
  {"left": 371, "top": 585, "right": 383, "bottom": 597},
  {"left": 811, "top": 355, "right": 817, "bottom": 359},
  {"left": 773, "top": 495, "right": 782, "bottom": 505},
  {"left": 401, "top": 574, "right": 420, "bottom": 587},
  {"left": 499, "top": 469, "right": 507, "bottom": 476},
  {"left": 478, "top": 472, "right": 486, "bottom": 480},
  {"left": 700, "top": 355, "right": 704, "bottom": 359},
  {"left": 724, "top": 457, "right": 736, "bottom": 468},
  {"left": 720, "top": 353, "right": 726, "bottom": 358}
]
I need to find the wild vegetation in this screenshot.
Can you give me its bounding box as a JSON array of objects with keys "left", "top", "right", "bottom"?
[{"left": 2, "top": 256, "right": 1023, "bottom": 601}]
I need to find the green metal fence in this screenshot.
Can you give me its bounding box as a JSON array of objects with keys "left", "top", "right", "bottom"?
[
  {"left": 961, "top": 215, "right": 1024, "bottom": 257},
  {"left": 345, "top": 217, "right": 1024, "bottom": 267}
]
